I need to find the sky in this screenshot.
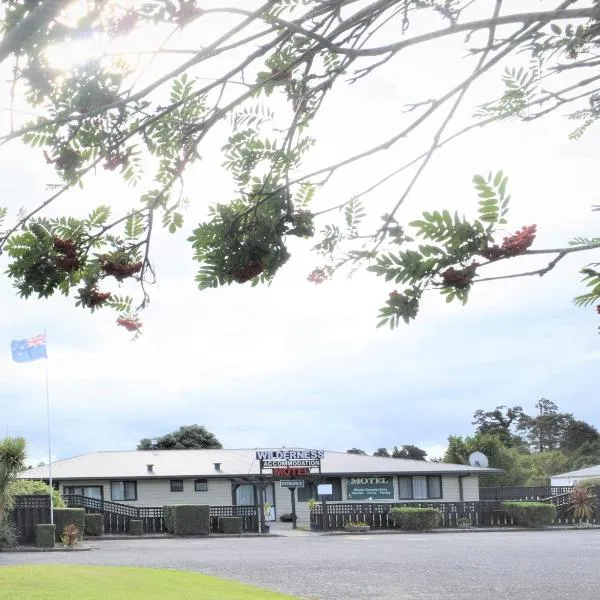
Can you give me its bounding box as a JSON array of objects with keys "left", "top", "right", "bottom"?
[{"left": 0, "top": 1, "right": 598, "bottom": 466}]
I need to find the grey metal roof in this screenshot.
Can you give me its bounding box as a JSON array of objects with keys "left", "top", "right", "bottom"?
[
  {"left": 553, "top": 464, "right": 600, "bottom": 478},
  {"left": 18, "top": 448, "right": 501, "bottom": 480}
]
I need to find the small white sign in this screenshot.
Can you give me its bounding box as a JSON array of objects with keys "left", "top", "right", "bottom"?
[{"left": 317, "top": 484, "right": 333, "bottom": 496}]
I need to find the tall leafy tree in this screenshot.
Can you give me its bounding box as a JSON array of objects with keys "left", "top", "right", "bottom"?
[
  {"left": 472, "top": 405, "right": 524, "bottom": 447},
  {"left": 138, "top": 425, "right": 222, "bottom": 450},
  {"left": 517, "top": 398, "right": 574, "bottom": 453},
  {"left": 560, "top": 420, "right": 600, "bottom": 454},
  {"left": 392, "top": 445, "right": 427, "bottom": 461},
  {"left": 373, "top": 448, "right": 391, "bottom": 458},
  {"left": 443, "top": 433, "right": 528, "bottom": 487},
  {"left": 346, "top": 448, "right": 367, "bottom": 455},
  {"left": 0, "top": 2, "right": 598, "bottom": 332}
]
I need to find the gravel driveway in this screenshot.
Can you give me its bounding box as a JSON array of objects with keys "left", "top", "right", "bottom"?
[{"left": 1, "top": 530, "right": 599, "bottom": 599}]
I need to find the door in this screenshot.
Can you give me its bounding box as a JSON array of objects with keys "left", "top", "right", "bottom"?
[{"left": 262, "top": 483, "right": 276, "bottom": 521}]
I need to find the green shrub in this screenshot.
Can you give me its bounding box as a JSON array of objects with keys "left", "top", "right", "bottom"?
[
  {"left": 129, "top": 519, "right": 143, "bottom": 535},
  {"left": 577, "top": 478, "right": 600, "bottom": 488},
  {"left": 220, "top": 516, "right": 242, "bottom": 534},
  {"left": 9, "top": 480, "right": 65, "bottom": 508},
  {"left": 163, "top": 505, "right": 209, "bottom": 535},
  {"left": 389, "top": 507, "right": 440, "bottom": 530},
  {"left": 502, "top": 502, "right": 556, "bottom": 527},
  {"left": 35, "top": 524, "right": 55, "bottom": 548},
  {"left": 0, "top": 519, "right": 17, "bottom": 550},
  {"left": 84, "top": 514, "right": 103, "bottom": 536},
  {"left": 53, "top": 508, "right": 85, "bottom": 541}
]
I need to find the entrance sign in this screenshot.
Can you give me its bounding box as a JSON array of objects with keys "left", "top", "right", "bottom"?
[
  {"left": 257, "top": 448, "right": 323, "bottom": 475},
  {"left": 280, "top": 480, "right": 305, "bottom": 489},
  {"left": 346, "top": 476, "right": 394, "bottom": 500}
]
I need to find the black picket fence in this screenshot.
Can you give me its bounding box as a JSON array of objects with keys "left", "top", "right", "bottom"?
[
  {"left": 311, "top": 494, "right": 600, "bottom": 530},
  {"left": 479, "top": 486, "right": 574, "bottom": 501},
  {"left": 11, "top": 495, "right": 260, "bottom": 542}
]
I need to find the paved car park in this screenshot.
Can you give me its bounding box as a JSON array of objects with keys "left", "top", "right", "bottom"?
[{"left": 2, "top": 530, "right": 599, "bottom": 599}]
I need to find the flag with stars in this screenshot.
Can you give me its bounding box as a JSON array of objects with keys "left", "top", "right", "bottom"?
[{"left": 11, "top": 333, "right": 47, "bottom": 363}]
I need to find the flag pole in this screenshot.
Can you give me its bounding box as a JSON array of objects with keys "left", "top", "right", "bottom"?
[{"left": 44, "top": 330, "right": 54, "bottom": 525}]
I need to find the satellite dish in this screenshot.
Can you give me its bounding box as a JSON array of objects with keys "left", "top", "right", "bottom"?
[{"left": 468, "top": 451, "right": 489, "bottom": 468}]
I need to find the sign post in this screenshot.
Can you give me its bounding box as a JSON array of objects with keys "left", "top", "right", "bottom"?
[{"left": 290, "top": 488, "right": 297, "bottom": 529}]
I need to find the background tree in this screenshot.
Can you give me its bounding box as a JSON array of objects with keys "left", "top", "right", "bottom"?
[
  {"left": 560, "top": 420, "right": 600, "bottom": 454},
  {"left": 373, "top": 448, "right": 391, "bottom": 458},
  {"left": 392, "top": 444, "right": 427, "bottom": 461},
  {"left": 443, "top": 433, "right": 527, "bottom": 487},
  {"left": 472, "top": 405, "right": 524, "bottom": 447},
  {"left": 517, "top": 398, "right": 574, "bottom": 453},
  {"left": 0, "top": 2, "right": 599, "bottom": 332},
  {"left": 568, "top": 440, "right": 600, "bottom": 470},
  {"left": 346, "top": 448, "right": 367, "bottom": 455},
  {"left": 137, "top": 425, "right": 222, "bottom": 450}
]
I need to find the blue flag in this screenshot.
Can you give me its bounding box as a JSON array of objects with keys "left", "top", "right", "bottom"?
[{"left": 11, "top": 333, "right": 47, "bottom": 363}]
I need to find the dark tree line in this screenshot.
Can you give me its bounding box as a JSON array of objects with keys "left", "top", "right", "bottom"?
[{"left": 445, "top": 399, "right": 600, "bottom": 486}]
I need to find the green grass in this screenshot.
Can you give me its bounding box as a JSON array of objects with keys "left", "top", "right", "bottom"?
[{"left": 0, "top": 565, "right": 298, "bottom": 599}]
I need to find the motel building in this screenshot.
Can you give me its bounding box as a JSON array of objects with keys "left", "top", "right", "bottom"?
[{"left": 19, "top": 448, "right": 499, "bottom": 526}]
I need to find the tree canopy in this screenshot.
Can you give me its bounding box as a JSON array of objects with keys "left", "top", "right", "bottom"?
[
  {"left": 448, "top": 400, "right": 600, "bottom": 486},
  {"left": 0, "top": 1, "right": 599, "bottom": 334},
  {"left": 137, "top": 424, "right": 222, "bottom": 450}
]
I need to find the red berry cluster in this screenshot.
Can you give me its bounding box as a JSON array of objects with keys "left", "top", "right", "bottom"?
[
  {"left": 596, "top": 304, "right": 600, "bottom": 315},
  {"left": 231, "top": 261, "right": 265, "bottom": 283},
  {"left": 79, "top": 287, "right": 111, "bottom": 309},
  {"left": 481, "top": 225, "right": 537, "bottom": 260},
  {"left": 307, "top": 267, "right": 332, "bottom": 285},
  {"left": 103, "top": 149, "right": 129, "bottom": 171},
  {"left": 441, "top": 263, "right": 479, "bottom": 289},
  {"left": 100, "top": 257, "right": 143, "bottom": 281},
  {"left": 271, "top": 68, "right": 291, "bottom": 81},
  {"left": 53, "top": 237, "right": 80, "bottom": 271},
  {"left": 117, "top": 317, "right": 142, "bottom": 332}
]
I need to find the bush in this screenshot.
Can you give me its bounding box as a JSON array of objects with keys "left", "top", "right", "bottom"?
[
  {"left": 128, "top": 520, "right": 143, "bottom": 536},
  {"left": 84, "top": 514, "right": 104, "bottom": 536},
  {"left": 502, "top": 502, "right": 556, "bottom": 527},
  {"left": 163, "top": 505, "right": 209, "bottom": 535},
  {"left": 35, "top": 524, "right": 55, "bottom": 548},
  {"left": 220, "top": 517, "right": 242, "bottom": 534},
  {"left": 0, "top": 519, "right": 17, "bottom": 550},
  {"left": 9, "top": 480, "right": 65, "bottom": 508},
  {"left": 577, "top": 478, "right": 600, "bottom": 488},
  {"left": 389, "top": 507, "right": 440, "bottom": 530},
  {"left": 279, "top": 513, "right": 294, "bottom": 522},
  {"left": 53, "top": 508, "right": 85, "bottom": 541}
]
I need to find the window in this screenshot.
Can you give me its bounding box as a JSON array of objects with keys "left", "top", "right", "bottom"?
[
  {"left": 110, "top": 480, "right": 137, "bottom": 501},
  {"left": 398, "top": 476, "right": 442, "bottom": 500},
  {"left": 170, "top": 479, "right": 184, "bottom": 492},
  {"left": 194, "top": 479, "right": 208, "bottom": 492},
  {"left": 63, "top": 486, "right": 103, "bottom": 500},
  {"left": 298, "top": 479, "right": 342, "bottom": 502}
]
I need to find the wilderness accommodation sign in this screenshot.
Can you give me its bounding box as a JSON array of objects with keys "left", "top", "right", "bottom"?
[
  {"left": 346, "top": 476, "right": 394, "bottom": 500},
  {"left": 256, "top": 449, "right": 324, "bottom": 472}
]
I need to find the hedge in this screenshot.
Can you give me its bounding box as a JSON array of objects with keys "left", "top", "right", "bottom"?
[
  {"left": 84, "top": 514, "right": 104, "bottom": 536},
  {"left": 389, "top": 507, "right": 440, "bottom": 530},
  {"left": 502, "top": 501, "right": 556, "bottom": 527},
  {"left": 53, "top": 508, "right": 85, "bottom": 541},
  {"left": 163, "top": 505, "right": 210, "bottom": 535},
  {"left": 220, "top": 517, "right": 243, "bottom": 534},
  {"left": 35, "top": 524, "right": 55, "bottom": 548}
]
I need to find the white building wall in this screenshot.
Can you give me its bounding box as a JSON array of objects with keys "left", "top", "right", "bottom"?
[{"left": 59, "top": 478, "right": 233, "bottom": 507}]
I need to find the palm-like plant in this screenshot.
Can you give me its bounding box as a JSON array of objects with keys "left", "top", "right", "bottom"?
[
  {"left": 0, "top": 437, "right": 26, "bottom": 520},
  {"left": 568, "top": 486, "right": 597, "bottom": 522}
]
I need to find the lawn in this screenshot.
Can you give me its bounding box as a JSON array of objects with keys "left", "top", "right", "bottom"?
[{"left": 0, "top": 565, "right": 298, "bottom": 599}]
